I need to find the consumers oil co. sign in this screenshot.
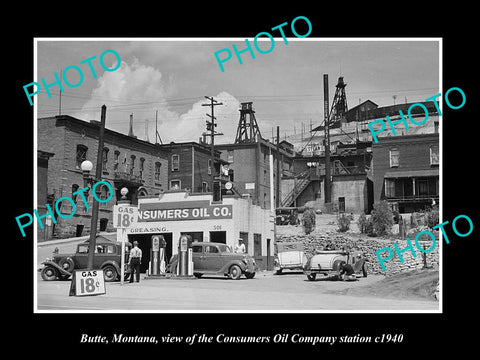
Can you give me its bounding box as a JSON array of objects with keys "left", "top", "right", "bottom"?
[{"left": 138, "top": 200, "right": 233, "bottom": 222}]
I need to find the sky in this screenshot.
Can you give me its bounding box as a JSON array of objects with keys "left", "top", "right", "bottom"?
[{"left": 35, "top": 38, "right": 440, "bottom": 145}]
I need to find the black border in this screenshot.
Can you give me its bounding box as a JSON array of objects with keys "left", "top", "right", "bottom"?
[{"left": 9, "top": 5, "right": 477, "bottom": 355}]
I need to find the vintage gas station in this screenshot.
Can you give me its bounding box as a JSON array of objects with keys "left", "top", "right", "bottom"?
[{"left": 117, "top": 190, "right": 275, "bottom": 274}]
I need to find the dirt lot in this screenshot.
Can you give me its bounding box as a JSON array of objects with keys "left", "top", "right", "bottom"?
[
  {"left": 276, "top": 213, "right": 440, "bottom": 302},
  {"left": 328, "top": 269, "right": 439, "bottom": 301}
]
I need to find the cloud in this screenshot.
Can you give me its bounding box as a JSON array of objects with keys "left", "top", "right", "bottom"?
[
  {"left": 167, "top": 91, "right": 240, "bottom": 143},
  {"left": 75, "top": 58, "right": 241, "bottom": 144}
]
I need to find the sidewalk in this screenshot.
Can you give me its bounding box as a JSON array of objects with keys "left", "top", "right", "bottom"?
[{"left": 37, "top": 231, "right": 118, "bottom": 247}]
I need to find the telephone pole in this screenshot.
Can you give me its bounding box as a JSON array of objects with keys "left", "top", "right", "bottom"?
[
  {"left": 202, "top": 96, "right": 223, "bottom": 199},
  {"left": 323, "top": 74, "right": 332, "bottom": 205}
]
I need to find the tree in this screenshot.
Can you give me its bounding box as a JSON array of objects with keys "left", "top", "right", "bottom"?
[
  {"left": 302, "top": 208, "right": 316, "bottom": 235},
  {"left": 370, "top": 200, "right": 394, "bottom": 236}
]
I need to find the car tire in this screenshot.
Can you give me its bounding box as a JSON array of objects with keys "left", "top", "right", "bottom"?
[
  {"left": 245, "top": 272, "right": 255, "bottom": 279},
  {"left": 362, "top": 263, "right": 368, "bottom": 278},
  {"left": 58, "top": 257, "right": 75, "bottom": 273},
  {"left": 194, "top": 273, "right": 203, "bottom": 278},
  {"left": 229, "top": 265, "right": 242, "bottom": 280},
  {"left": 41, "top": 266, "right": 58, "bottom": 281},
  {"left": 307, "top": 273, "right": 316, "bottom": 281},
  {"left": 275, "top": 269, "right": 283, "bottom": 275},
  {"left": 102, "top": 265, "right": 118, "bottom": 282}
]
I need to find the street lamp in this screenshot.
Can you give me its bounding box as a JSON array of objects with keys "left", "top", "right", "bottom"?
[
  {"left": 120, "top": 187, "right": 129, "bottom": 201},
  {"left": 81, "top": 160, "right": 94, "bottom": 190}
]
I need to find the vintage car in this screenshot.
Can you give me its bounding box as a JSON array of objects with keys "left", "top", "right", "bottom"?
[
  {"left": 275, "top": 207, "right": 301, "bottom": 226},
  {"left": 274, "top": 241, "right": 307, "bottom": 274},
  {"left": 303, "top": 249, "right": 367, "bottom": 281},
  {"left": 39, "top": 235, "right": 131, "bottom": 282},
  {"left": 168, "top": 241, "right": 257, "bottom": 280}
]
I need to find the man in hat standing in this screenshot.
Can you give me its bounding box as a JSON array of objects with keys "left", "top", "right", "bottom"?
[{"left": 129, "top": 240, "right": 142, "bottom": 283}]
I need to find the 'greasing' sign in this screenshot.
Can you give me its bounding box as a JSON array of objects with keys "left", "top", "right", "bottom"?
[{"left": 138, "top": 201, "right": 233, "bottom": 222}]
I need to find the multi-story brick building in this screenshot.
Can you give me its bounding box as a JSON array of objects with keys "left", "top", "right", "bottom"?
[
  {"left": 157, "top": 141, "right": 228, "bottom": 200},
  {"left": 37, "top": 115, "right": 169, "bottom": 238},
  {"left": 372, "top": 133, "right": 439, "bottom": 213},
  {"left": 215, "top": 138, "right": 294, "bottom": 210}
]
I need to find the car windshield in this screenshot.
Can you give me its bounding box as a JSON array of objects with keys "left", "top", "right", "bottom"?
[{"left": 218, "top": 245, "right": 232, "bottom": 253}]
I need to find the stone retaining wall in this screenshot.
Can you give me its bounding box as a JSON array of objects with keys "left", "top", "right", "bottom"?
[{"left": 276, "top": 231, "right": 439, "bottom": 276}]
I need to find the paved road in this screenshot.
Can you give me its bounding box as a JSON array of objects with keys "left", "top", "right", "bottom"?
[
  {"left": 36, "top": 239, "right": 438, "bottom": 312},
  {"left": 36, "top": 272, "right": 438, "bottom": 312}
]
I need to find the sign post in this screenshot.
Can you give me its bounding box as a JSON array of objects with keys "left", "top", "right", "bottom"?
[{"left": 113, "top": 204, "right": 138, "bottom": 285}]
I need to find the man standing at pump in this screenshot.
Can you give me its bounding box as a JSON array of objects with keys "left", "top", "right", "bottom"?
[{"left": 129, "top": 241, "right": 142, "bottom": 283}]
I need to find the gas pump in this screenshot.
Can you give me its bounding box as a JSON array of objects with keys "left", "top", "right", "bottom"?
[
  {"left": 149, "top": 235, "right": 166, "bottom": 276},
  {"left": 177, "top": 234, "right": 193, "bottom": 277}
]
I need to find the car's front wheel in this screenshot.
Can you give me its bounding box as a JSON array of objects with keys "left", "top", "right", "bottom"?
[
  {"left": 41, "top": 266, "right": 58, "bottom": 281},
  {"left": 194, "top": 273, "right": 203, "bottom": 278},
  {"left": 229, "top": 265, "right": 242, "bottom": 280},
  {"left": 306, "top": 273, "right": 316, "bottom": 281},
  {"left": 103, "top": 265, "right": 118, "bottom": 282}
]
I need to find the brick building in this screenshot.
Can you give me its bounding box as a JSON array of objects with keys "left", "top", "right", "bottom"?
[
  {"left": 215, "top": 138, "right": 294, "bottom": 210},
  {"left": 37, "top": 150, "right": 54, "bottom": 241},
  {"left": 372, "top": 133, "right": 439, "bottom": 213},
  {"left": 37, "top": 115, "right": 169, "bottom": 238},
  {"left": 157, "top": 141, "right": 228, "bottom": 199}
]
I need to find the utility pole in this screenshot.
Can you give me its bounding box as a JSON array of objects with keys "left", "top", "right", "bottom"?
[
  {"left": 276, "top": 126, "right": 281, "bottom": 208},
  {"left": 155, "top": 110, "right": 163, "bottom": 144},
  {"left": 323, "top": 74, "right": 332, "bottom": 205},
  {"left": 87, "top": 105, "right": 107, "bottom": 269},
  {"left": 58, "top": 68, "right": 62, "bottom": 115},
  {"left": 202, "top": 96, "right": 223, "bottom": 199}
]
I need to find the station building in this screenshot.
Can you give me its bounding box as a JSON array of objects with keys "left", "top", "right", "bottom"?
[{"left": 122, "top": 190, "right": 275, "bottom": 272}]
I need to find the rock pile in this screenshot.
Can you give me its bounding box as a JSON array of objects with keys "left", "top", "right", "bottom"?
[{"left": 276, "top": 231, "right": 439, "bottom": 276}]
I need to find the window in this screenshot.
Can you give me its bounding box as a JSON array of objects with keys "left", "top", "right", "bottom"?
[
  {"left": 389, "top": 148, "right": 399, "bottom": 167},
  {"left": 254, "top": 234, "right": 262, "bottom": 257},
  {"left": 202, "top": 181, "right": 209, "bottom": 192},
  {"left": 114, "top": 150, "right": 120, "bottom": 171},
  {"left": 130, "top": 155, "right": 136, "bottom": 175},
  {"left": 77, "top": 245, "right": 89, "bottom": 254},
  {"left": 155, "top": 162, "right": 161, "bottom": 181},
  {"left": 205, "top": 245, "right": 219, "bottom": 254},
  {"left": 171, "top": 154, "right": 180, "bottom": 171},
  {"left": 98, "top": 183, "right": 111, "bottom": 201},
  {"left": 418, "top": 179, "right": 429, "bottom": 196},
  {"left": 139, "top": 158, "right": 145, "bottom": 179},
  {"left": 207, "top": 159, "right": 212, "bottom": 175},
  {"left": 170, "top": 179, "right": 181, "bottom": 189},
  {"left": 385, "top": 179, "right": 395, "bottom": 198},
  {"left": 227, "top": 150, "right": 234, "bottom": 163},
  {"left": 102, "top": 147, "right": 109, "bottom": 172},
  {"left": 192, "top": 245, "right": 203, "bottom": 253},
  {"left": 75, "top": 144, "right": 88, "bottom": 169},
  {"left": 71, "top": 184, "right": 79, "bottom": 204},
  {"left": 430, "top": 146, "right": 439, "bottom": 166}
]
